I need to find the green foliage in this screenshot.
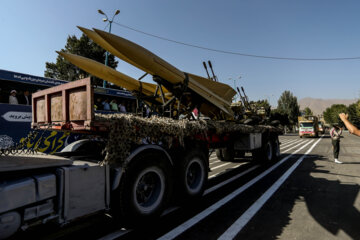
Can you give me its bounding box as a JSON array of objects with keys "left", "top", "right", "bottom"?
[
  {"left": 250, "top": 99, "right": 271, "bottom": 116},
  {"left": 347, "top": 100, "right": 360, "bottom": 127},
  {"left": 323, "top": 104, "right": 347, "bottom": 126},
  {"left": 45, "top": 34, "right": 118, "bottom": 86},
  {"left": 277, "top": 91, "right": 300, "bottom": 126},
  {"left": 322, "top": 100, "right": 360, "bottom": 128},
  {"left": 303, "top": 107, "right": 313, "bottom": 116}
]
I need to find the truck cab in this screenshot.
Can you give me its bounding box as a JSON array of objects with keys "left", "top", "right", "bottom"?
[{"left": 298, "top": 116, "right": 319, "bottom": 138}]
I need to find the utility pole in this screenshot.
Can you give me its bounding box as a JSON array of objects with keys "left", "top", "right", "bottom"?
[{"left": 98, "top": 9, "right": 120, "bottom": 88}]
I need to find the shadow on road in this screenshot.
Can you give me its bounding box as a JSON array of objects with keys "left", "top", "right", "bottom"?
[{"left": 242, "top": 154, "right": 360, "bottom": 239}]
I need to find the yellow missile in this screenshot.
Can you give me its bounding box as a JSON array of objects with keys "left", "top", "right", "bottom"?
[
  {"left": 88, "top": 28, "right": 235, "bottom": 116},
  {"left": 77, "top": 26, "right": 149, "bottom": 74},
  {"left": 57, "top": 52, "right": 168, "bottom": 101}
]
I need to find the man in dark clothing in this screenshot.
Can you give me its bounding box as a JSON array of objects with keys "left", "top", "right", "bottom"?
[
  {"left": 95, "top": 98, "right": 103, "bottom": 110},
  {"left": 18, "top": 90, "right": 31, "bottom": 105},
  {"left": 0, "top": 88, "right": 6, "bottom": 103},
  {"left": 330, "top": 123, "right": 342, "bottom": 164}
]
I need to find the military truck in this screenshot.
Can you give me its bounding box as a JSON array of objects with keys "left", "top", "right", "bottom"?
[{"left": 0, "top": 78, "right": 282, "bottom": 239}]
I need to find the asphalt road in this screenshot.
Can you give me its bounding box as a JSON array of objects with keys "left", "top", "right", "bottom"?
[{"left": 11, "top": 132, "right": 360, "bottom": 240}]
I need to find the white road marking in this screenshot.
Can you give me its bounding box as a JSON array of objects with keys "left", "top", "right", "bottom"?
[
  {"left": 280, "top": 139, "right": 297, "bottom": 145},
  {"left": 205, "top": 165, "right": 260, "bottom": 195},
  {"left": 97, "top": 229, "right": 131, "bottom": 240},
  {"left": 280, "top": 139, "right": 303, "bottom": 149},
  {"left": 99, "top": 158, "right": 254, "bottom": 240},
  {"left": 209, "top": 155, "right": 218, "bottom": 160},
  {"left": 218, "top": 136, "right": 323, "bottom": 240},
  {"left": 282, "top": 140, "right": 310, "bottom": 153},
  {"left": 210, "top": 162, "right": 232, "bottom": 170},
  {"left": 209, "top": 159, "right": 221, "bottom": 166},
  {"left": 209, "top": 166, "right": 239, "bottom": 179},
  {"left": 156, "top": 139, "right": 315, "bottom": 240}
]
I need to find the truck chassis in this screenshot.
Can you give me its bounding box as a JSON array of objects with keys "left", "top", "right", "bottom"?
[{"left": 0, "top": 79, "right": 282, "bottom": 239}]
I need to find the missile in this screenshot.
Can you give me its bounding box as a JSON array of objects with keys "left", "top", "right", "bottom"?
[
  {"left": 57, "top": 52, "right": 167, "bottom": 101},
  {"left": 88, "top": 28, "right": 235, "bottom": 116},
  {"left": 77, "top": 26, "right": 149, "bottom": 74}
]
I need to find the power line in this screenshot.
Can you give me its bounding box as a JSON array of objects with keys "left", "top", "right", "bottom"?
[{"left": 113, "top": 21, "right": 360, "bottom": 61}]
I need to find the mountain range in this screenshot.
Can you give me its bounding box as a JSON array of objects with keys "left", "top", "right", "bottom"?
[{"left": 298, "top": 97, "right": 358, "bottom": 116}]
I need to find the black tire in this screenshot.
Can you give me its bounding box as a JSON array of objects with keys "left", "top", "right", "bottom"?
[
  {"left": 215, "top": 146, "right": 235, "bottom": 162},
  {"left": 272, "top": 137, "right": 280, "bottom": 161},
  {"left": 114, "top": 151, "right": 172, "bottom": 226},
  {"left": 222, "top": 146, "right": 235, "bottom": 162},
  {"left": 215, "top": 149, "right": 224, "bottom": 161},
  {"left": 178, "top": 149, "right": 208, "bottom": 201},
  {"left": 253, "top": 139, "right": 273, "bottom": 163},
  {"left": 0, "top": 211, "right": 21, "bottom": 239}
]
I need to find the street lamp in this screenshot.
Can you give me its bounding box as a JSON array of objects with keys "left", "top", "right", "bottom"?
[
  {"left": 98, "top": 9, "right": 120, "bottom": 88},
  {"left": 228, "top": 76, "right": 241, "bottom": 102}
]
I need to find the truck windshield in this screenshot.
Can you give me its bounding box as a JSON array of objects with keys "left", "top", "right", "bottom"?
[{"left": 300, "top": 123, "right": 313, "bottom": 128}]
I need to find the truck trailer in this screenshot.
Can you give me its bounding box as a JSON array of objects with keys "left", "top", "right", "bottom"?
[{"left": 0, "top": 78, "right": 282, "bottom": 239}]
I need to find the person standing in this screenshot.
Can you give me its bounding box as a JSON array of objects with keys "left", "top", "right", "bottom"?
[
  {"left": 9, "top": 90, "right": 18, "bottom": 104},
  {"left": 102, "top": 98, "right": 110, "bottom": 111},
  {"left": 330, "top": 123, "right": 343, "bottom": 164},
  {"left": 18, "top": 90, "right": 31, "bottom": 105},
  {"left": 118, "top": 101, "right": 127, "bottom": 113},
  {"left": 110, "top": 99, "right": 119, "bottom": 111},
  {"left": 94, "top": 98, "right": 103, "bottom": 110}
]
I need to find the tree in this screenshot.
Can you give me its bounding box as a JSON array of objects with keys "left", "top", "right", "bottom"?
[
  {"left": 45, "top": 34, "right": 118, "bottom": 87},
  {"left": 347, "top": 103, "right": 358, "bottom": 126},
  {"left": 277, "top": 91, "right": 300, "bottom": 127},
  {"left": 250, "top": 99, "right": 271, "bottom": 116},
  {"left": 323, "top": 104, "right": 347, "bottom": 125},
  {"left": 303, "top": 107, "right": 313, "bottom": 116},
  {"left": 270, "top": 109, "right": 290, "bottom": 126}
]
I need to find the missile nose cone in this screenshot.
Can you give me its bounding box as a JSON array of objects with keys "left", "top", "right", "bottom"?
[{"left": 77, "top": 26, "right": 87, "bottom": 32}]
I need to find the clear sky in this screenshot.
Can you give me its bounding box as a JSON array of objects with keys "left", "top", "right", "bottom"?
[{"left": 1, "top": 0, "right": 360, "bottom": 106}]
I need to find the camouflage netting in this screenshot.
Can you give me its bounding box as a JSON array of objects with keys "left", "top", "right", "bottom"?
[{"left": 95, "top": 113, "right": 281, "bottom": 166}]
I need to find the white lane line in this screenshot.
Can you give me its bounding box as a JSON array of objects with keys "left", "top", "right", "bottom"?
[
  {"left": 280, "top": 139, "right": 297, "bottom": 145},
  {"left": 210, "top": 160, "right": 221, "bottom": 166},
  {"left": 99, "top": 160, "right": 255, "bottom": 240},
  {"left": 210, "top": 162, "right": 232, "bottom": 170},
  {"left": 97, "top": 229, "right": 131, "bottom": 240},
  {"left": 156, "top": 140, "right": 315, "bottom": 240},
  {"left": 205, "top": 165, "right": 260, "bottom": 195},
  {"left": 210, "top": 154, "right": 218, "bottom": 159},
  {"left": 209, "top": 166, "right": 240, "bottom": 179},
  {"left": 163, "top": 165, "right": 258, "bottom": 215},
  {"left": 218, "top": 136, "right": 323, "bottom": 240},
  {"left": 280, "top": 139, "right": 302, "bottom": 147},
  {"left": 282, "top": 140, "right": 310, "bottom": 153},
  {"left": 280, "top": 139, "right": 303, "bottom": 149}
]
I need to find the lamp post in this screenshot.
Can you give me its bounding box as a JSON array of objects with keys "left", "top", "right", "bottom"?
[
  {"left": 228, "top": 76, "right": 241, "bottom": 102},
  {"left": 98, "top": 9, "right": 120, "bottom": 88}
]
